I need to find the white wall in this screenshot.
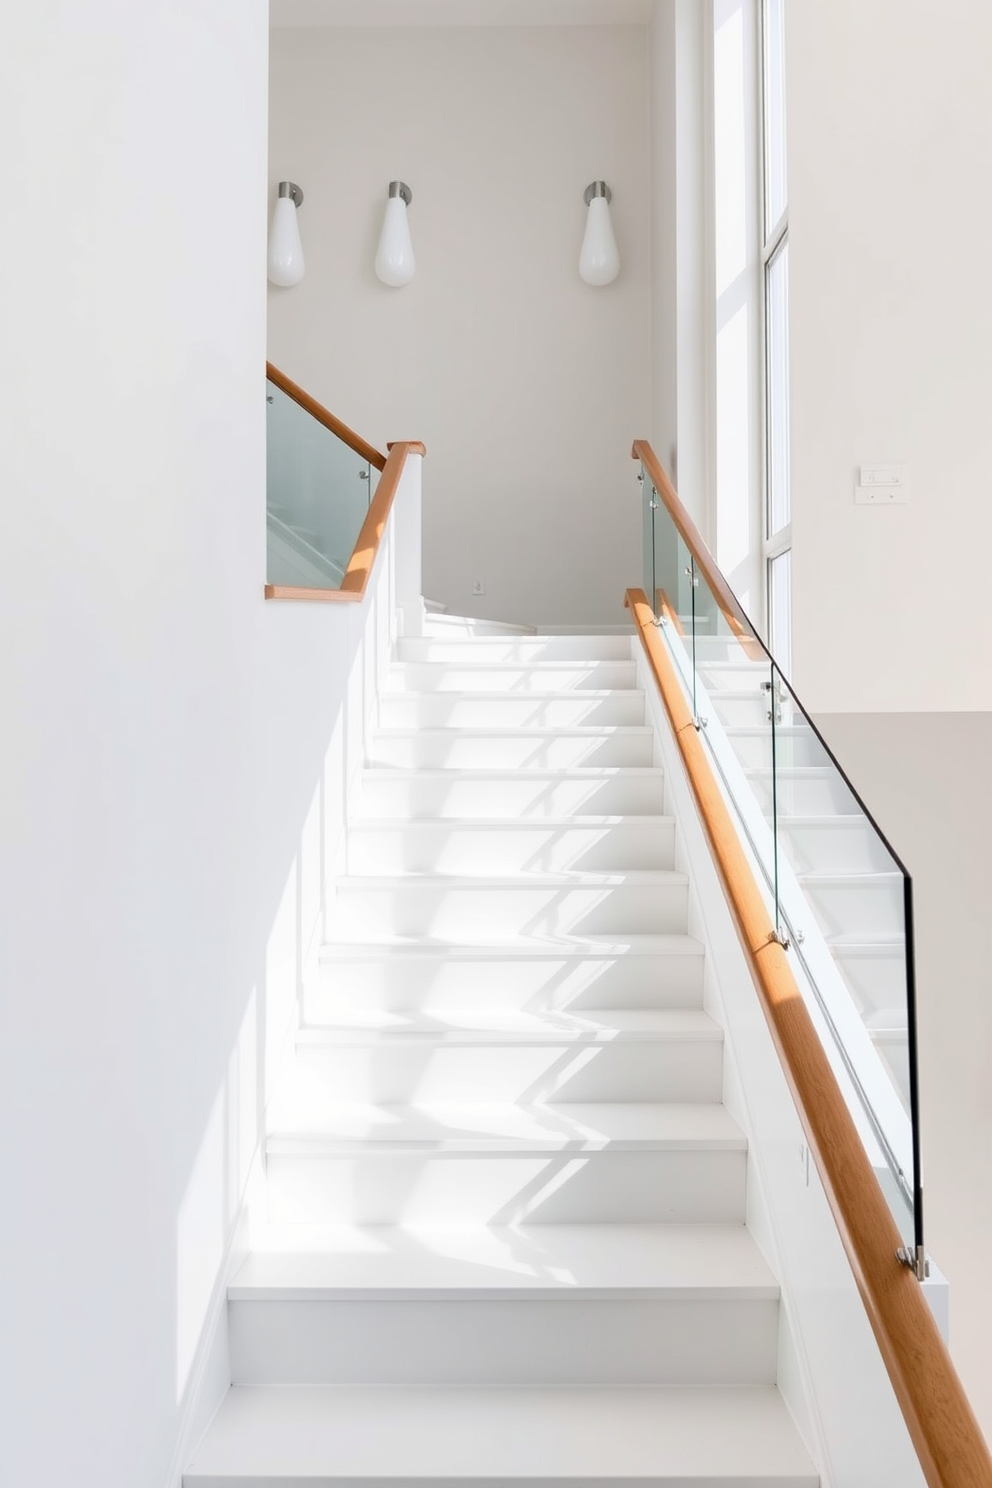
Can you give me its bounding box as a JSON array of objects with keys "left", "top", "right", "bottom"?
[
  {"left": 267, "top": 24, "right": 652, "bottom": 627},
  {"left": 0, "top": 5, "right": 413, "bottom": 1484},
  {"left": 648, "top": 0, "right": 712, "bottom": 539},
  {"left": 787, "top": 0, "right": 992, "bottom": 713}
]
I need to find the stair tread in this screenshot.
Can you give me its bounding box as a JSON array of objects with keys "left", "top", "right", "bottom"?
[
  {"left": 266, "top": 1101, "right": 744, "bottom": 1151},
  {"left": 373, "top": 726, "right": 652, "bottom": 737},
  {"left": 797, "top": 870, "right": 901, "bottom": 886},
  {"left": 298, "top": 1009, "right": 721, "bottom": 1040},
  {"left": 361, "top": 765, "right": 663, "bottom": 778},
  {"left": 390, "top": 659, "right": 634, "bottom": 669},
  {"left": 348, "top": 814, "right": 675, "bottom": 829},
  {"left": 320, "top": 933, "right": 705, "bottom": 958},
  {"left": 185, "top": 1383, "right": 816, "bottom": 1483},
  {"left": 230, "top": 1223, "right": 776, "bottom": 1299},
  {"left": 334, "top": 869, "right": 689, "bottom": 887},
  {"left": 383, "top": 688, "right": 643, "bottom": 699}
]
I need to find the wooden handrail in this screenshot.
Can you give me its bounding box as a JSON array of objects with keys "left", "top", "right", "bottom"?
[
  {"left": 265, "top": 440, "right": 419, "bottom": 605},
  {"left": 626, "top": 587, "right": 992, "bottom": 1488},
  {"left": 267, "top": 362, "right": 386, "bottom": 471},
  {"left": 633, "top": 439, "right": 763, "bottom": 661}
]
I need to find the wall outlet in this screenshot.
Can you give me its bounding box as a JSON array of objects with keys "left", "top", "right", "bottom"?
[{"left": 472, "top": 577, "right": 485, "bottom": 595}]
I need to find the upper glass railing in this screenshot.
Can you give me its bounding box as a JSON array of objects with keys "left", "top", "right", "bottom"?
[
  {"left": 637, "top": 443, "right": 923, "bottom": 1271},
  {"left": 266, "top": 364, "right": 383, "bottom": 592}
]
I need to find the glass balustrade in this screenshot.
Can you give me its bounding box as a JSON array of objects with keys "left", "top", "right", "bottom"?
[
  {"left": 266, "top": 378, "right": 379, "bottom": 590},
  {"left": 640, "top": 459, "right": 923, "bottom": 1266}
]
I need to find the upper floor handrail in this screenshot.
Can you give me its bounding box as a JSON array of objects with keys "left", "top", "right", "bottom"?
[
  {"left": 267, "top": 361, "right": 387, "bottom": 471},
  {"left": 265, "top": 439, "right": 423, "bottom": 605},
  {"left": 626, "top": 587, "right": 992, "bottom": 1488}
]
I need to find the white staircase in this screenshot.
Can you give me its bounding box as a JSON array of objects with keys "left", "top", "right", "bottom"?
[{"left": 185, "top": 630, "right": 818, "bottom": 1487}]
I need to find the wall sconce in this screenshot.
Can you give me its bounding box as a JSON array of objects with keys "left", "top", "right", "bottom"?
[
  {"left": 375, "top": 181, "right": 415, "bottom": 287},
  {"left": 268, "top": 181, "right": 305, "bottom": 287},
  {"left": 579, "top": 181, "right": 620, "bottom": 286}
]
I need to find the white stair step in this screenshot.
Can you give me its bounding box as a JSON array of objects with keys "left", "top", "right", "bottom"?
[
  {"left": 227, "top": 1225, "right": 777, "bottom": 1387},
  {"left": 387, "top": 660, "right": 637, "bottom": 693},
  {"left": 797, "top": 871, "right": 905, "bottom": 940},
  {"left": 424, "top": 613, "right": 538, "bottom": 636},
  {"left": 311, "top": 935, "right": 705, "bottom": 1014},
  {"left": 774, "top": 816, "right": 897, "bottom": 875},
  {"left": 235, "top": 1221, "right": 775, "bottom": 1294},
  {"left": 745, "top": 767, "right": 860, "bottom": 818},
  {"left": 295, "top": 1010, "right": 723, "bottom": 1103},
  {"left": 707, "top": 690, "right": 772, "bottom": 728},
  {"left": 328, "top": 871, "right": 689, "bottom": 939},
  {"left": 379, "top": 690, "right": 646, "bottom": 728},
  {"left": 366, "top": 726, "right": 655, "bottom": 769},
  {"left": 723, "top": 725, "right": 826, "bottom": 770},
  {"left": 682, "top": 634, "right": 757, "bottom": 662},
  {"left": 398, "top": 636, "right": 633, "bottom": 662},
  {"left": 355, "top": 767, "right": 665, "bottom": 818},
  {"left": 696, "top": 661, "right": 771, "bottom": 691},
  {"left": 264, "top": 1103, "right": 747, "bottom": 1225},
  {"left": 347, "top": 816, "right": 675, "bottom": 874},
  {"left": 184, "top": 1383, "right": 818, "bottom": 1486},
  {"left": 829, "top": 938, "right": 907, "bottom": 1022}
]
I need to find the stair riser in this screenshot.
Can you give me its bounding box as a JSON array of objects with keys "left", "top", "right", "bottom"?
[
  {"left": 379, "top": 694, "right": 645, "bottom": 728},
  {"left": 388, "top": 664, "right": 637, "bottom": 693},
  {"left": 347, "top": 822, "right": 676, "bottom": 875},
  {"left": 328, "top": 882, "right": 688, "bottom": 939},
  {"left": 356, "top": 775, "right": 666, "bottom": 818},
  {"left": 684, "top": 636, "right": 755, "bottom": 663},
  {"left": 777, "top": 821, "right": 896, "bottom": 876},
  {"left": 873, "top": 1037, "right": 911, "bottom": 1109},
  {"left": 265, "top": 1150, "right": 746, "bottom": 1225},
  {"left": 229, "top": 1298, "right": 776, "bottom": 1387},
  {"left": 398, "top": 638, "right": 634, "bottom": 662},
  {"left": 709, "top": 694, "right": 772, "bottom": 729},
  {"left": 831, "top": 949, "right": 906, "bottom": 1021},
  {"left": 294, "top": 1041, "right": 723, "bottom": 1104},
  {"left": 696, "top": 665, "right": 770, "bottom": 692},
  {"left": 725, "top": 732, "right": 825, "bottom": 770},
  {"left": 748, "top": 774, "right": 860, "bottom": 817},
  {"left": 310, "top": 952, "right": 705, "bottom": 1015},
  {"left": 803, "top": 880, "right": 905, "bottom": 940},
  {"left": 367, "top": 733, "right": 655, "bottom": 769}
]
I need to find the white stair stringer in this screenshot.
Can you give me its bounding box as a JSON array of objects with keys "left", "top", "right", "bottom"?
[{"left": 185, "top": 629, "right": 818, "bottom": 1487}]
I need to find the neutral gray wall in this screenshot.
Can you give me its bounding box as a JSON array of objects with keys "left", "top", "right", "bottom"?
[
  {"left": 267, "top": 24, "right": 652, "bottom": 626},
  {"left": 816, "top": 711, "right": 992, "bottom": 1443}
]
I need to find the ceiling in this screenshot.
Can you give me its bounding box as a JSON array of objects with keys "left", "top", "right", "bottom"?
[{"left": 269, "top": 0, "right": 652, "bottom": 27}]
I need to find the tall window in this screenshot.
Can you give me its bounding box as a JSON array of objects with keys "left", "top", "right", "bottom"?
[{"left": 761, "top": 0, "right": 791, "bottom": 674}]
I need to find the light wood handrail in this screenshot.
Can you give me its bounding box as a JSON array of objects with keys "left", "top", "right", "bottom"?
[
  {"left": 626, "top": 587, "right": 992, "bottom": 1488},
  {"left": 633, "top": 439, "right": 763, "bottom": 660},
  {"left": 267, "top": 362, "right": 386, "bottom": 471},
  {"left": 265, "top": 441, "right": 420, "bottom": 605}
]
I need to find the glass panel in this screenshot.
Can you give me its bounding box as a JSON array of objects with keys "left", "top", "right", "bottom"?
[
  {"left": 641, "top": 470, "right": 656, "bottom": 604},
  {"left": 638, "top": 455, "right": 921, "bottom": 1256},
  {"left": 266, "top": 379, "right": 374, "bottom": 589},
  {"left": 766, "top": 238, "right": 790, "bottom": 535},
  {"left": 763, "top": 0, "right": 787, "bottom": 235},
  {"left": 772, "top": 670, "right": 918, "bottom": 1248},
  {"left": 768, "top": 549, "right": 792, "bottom": 677}
]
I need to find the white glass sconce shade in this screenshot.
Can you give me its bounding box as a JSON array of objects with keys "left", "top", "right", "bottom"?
[
  {"left": 268, "top": 181, "right": 305, "bottom": 287},
  {"left": 375, "top": 181, "right": 415, "bottom": 287},
  {"left": 579, "top": 181, "right": 620, "bottom": 286}
]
